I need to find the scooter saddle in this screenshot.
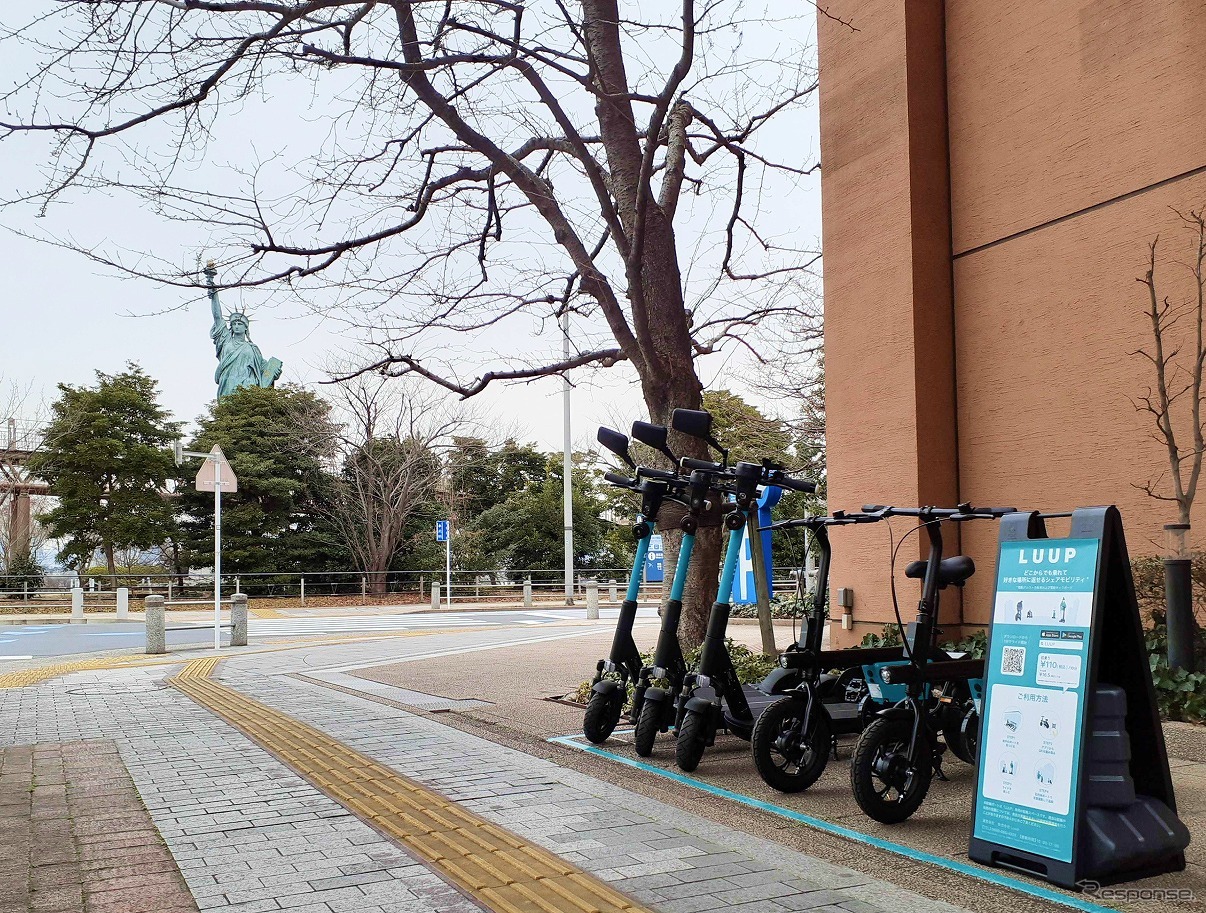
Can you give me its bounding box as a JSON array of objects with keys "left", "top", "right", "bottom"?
[{"left": 904, "top": 555, "right": 975, "bottom": 588}]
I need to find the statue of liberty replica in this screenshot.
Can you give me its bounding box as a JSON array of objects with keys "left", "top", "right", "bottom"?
[{"left": 204, "top": 261, "right": 283, "bottom": 398}]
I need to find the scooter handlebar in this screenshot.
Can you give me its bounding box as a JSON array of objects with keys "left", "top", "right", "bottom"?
[
  {"left": 772, "top": 474, "right": 817, "bottom": 494},
  {"left": 680, "top": 456, "right": 726, "bottom": 473},
  {"left": 603, "top": 471, "right": 637, "bottom": 489},
  {"left": 638, "top": 466, "right": 680, "bottom": 481}
]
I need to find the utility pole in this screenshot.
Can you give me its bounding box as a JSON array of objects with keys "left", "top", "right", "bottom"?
[{"left": 561, "top": 308, "right": 575, "bottom": 606}]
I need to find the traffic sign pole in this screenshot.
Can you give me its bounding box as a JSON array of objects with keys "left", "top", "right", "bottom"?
[
  {"left": 213, "top": 458, "right": 222, "bottom": 651},
  {"left": 179, "top": 443, "right": 237, "bottom": 652},
  {"left": 445, "top": 524, "right": 451, "bottom": 608}
]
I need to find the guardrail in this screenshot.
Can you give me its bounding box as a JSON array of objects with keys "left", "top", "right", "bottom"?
[{"left": 0, "top": 555, "right": 819, "bottom": 609}]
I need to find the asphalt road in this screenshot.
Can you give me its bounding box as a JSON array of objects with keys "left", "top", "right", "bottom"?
[{"left": 0, "top": 606, "right": 661, "bottom": 659}]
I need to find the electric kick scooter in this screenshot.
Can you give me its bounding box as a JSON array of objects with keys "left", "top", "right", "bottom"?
[
  {"left": 630, "top": 450, "right": 730, "bottom": 756},
  {"left": 750, "top": 511, "right": 908, "bottom": 791},
  {"left": 848, "top": 504, "right": 1014, "bottom": 823},
  {"left": 671, "top": 409, "right": 817, "bottom": 772},
  {"left": 583, "top": 426, "right": 686, "bottom": 744}
]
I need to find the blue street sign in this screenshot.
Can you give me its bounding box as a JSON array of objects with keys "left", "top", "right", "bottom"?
[
  {"left": 644, "top": 533, "right": 665, "bottom": 583},
  {"left": 435, "top": 520, "right": 450, "bottom": 542},
  {"left": 731, "top": 486, "right": 783, "bottom": 603}
]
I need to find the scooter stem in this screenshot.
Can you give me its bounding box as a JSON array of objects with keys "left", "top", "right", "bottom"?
[{"left": 626, "top": 533, "right": 652, "bottom": 603}]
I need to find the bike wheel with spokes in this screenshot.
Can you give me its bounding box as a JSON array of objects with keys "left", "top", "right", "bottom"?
[
  {"left": 675, "top": 707, "right": 709, "bottom": 772},
  {"left": 583, "top": 690, "right": 623, "bottom": 744},
  {"left": 850, "top": 716, "right": 933, "bottom": 823},
  {"left": 752, "top": 696, "right": 831, "bottom": 793}
]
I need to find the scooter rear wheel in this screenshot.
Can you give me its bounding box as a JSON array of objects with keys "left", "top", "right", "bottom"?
[
  {"left": 634, "top": 697, "right": 662, "bottom": 757},
  {"left": 849, "top": 716, "right": 933, "bottom": 824},
  {"left": 752, "top": 696, "right": 831, "bottom": 793},
  {"left": 583, "top": 690, "right": 623, "bottom": 744},
  {"left": 675, "top": 708, "right": 708, "bottom": 772}
]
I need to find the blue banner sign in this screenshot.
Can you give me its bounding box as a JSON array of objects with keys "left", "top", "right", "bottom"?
[
  {"left": 730, "top": 486, "right": 783, "bottom": 603},
  {"left": 435, "top": 520, "right": 450, "bottom": 542},
  {"left": 972, "top": 538, "right": 1099, "bottom": 863},
  {"left": 644, "top": 534, "right": 665, "bottom": 583}
]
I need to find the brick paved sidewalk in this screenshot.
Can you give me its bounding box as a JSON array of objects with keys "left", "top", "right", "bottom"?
[
  {"left": 0, "top": 627, "right": 977, "bottom": 913},
  {"left": 0, "top": 740, "right": 196, "bottom": 913}
]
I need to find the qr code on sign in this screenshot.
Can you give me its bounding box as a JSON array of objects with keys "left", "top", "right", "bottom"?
[{"left": 1001, "top": 646, "right": 1026, "bottom": 676}]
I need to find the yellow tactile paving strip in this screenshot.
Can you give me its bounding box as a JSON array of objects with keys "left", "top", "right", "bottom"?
[{"left": 170, "top": 657, "right": 650, "bottom": 913}]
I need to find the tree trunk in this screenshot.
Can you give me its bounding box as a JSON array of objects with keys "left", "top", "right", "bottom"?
[
  {"left": 104, "top": 542, "right": 116, "bottom": 581},
  {"left": 642, "top": 374, "right": 720, "bottom": 649}
]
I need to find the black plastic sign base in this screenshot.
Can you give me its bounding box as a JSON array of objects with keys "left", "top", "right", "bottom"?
[{"left": 969, "top": 507, "right": 1189, "bottom": 890}]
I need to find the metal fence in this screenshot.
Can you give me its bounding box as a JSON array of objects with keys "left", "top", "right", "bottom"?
[{"left": 0, "top": 555, "right": 818, "bottom": 609}]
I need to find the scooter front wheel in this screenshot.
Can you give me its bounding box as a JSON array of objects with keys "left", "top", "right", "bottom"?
[
  {"left": 633, "top": 697, "right": 662, "bottom": 757},
  {"left": 752, "top": 696, "right": 831, "bottom": 793},
  {"left": 849, "top": 716, "right": 933, "bottom": 824},
  {"left": 675, "top": 708, "right": 708, "bottom": 772},
  {"left": 583, "top": 690, "right": 623, "bottom": 744}
]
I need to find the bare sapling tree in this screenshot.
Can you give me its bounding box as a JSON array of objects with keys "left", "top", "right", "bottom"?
[
  {"left": 1133, "top": 209, "right": 1206, "bottom": 526},
  {"left": 0, "top": 2, "right": 829, "bottom": 641},
  {"left": 324, "top": 377, "right": 467, "bottom": 594}
]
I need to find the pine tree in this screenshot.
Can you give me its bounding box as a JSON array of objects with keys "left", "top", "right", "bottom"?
[{"left": 30, "top": 365, "right": 179, "bottom": 576}]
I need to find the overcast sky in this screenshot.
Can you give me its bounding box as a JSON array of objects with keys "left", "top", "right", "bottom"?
[{"left": 1, "top": 5, "right": 823, "bottom": 453}]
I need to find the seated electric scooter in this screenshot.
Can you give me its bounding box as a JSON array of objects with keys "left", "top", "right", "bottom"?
[
  {"left": 671, "top": 409, "right": 818, "bottom": 772},
  {"left": 749, "top": 510, "right": 907, "bottom": 792},
  {"left": 582, "top": 427, "right": 688, "bottom": 744},
  {"left": 848, "top": 504, "right": 1014, "bottom": 823}
]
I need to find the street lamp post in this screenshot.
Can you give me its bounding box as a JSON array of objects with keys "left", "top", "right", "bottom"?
[{"left": 561, "top": 308, "right": 574, "bottom": 606}]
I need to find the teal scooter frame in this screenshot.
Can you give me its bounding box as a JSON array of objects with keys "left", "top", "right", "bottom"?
[
  {"left": 631, "top": 464, "right": 717, "bottom": 756},
  {"left": 584, "top": 427, "right": 680, "bottom": 744}
]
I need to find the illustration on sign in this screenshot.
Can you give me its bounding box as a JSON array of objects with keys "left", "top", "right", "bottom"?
[{"left": 973, "top": 538, "right": 1099, "bottom": 863}]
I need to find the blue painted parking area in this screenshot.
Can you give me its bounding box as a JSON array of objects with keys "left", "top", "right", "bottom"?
[{"left": 548, "top": 733, "right": 1116, "bottom": 913}]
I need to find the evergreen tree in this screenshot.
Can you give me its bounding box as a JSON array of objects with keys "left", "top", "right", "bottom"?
[
  {"left": 177, "top": 386, "right": 343, "bottom": 574},
  {"left": 469, "top": 458, "right": 622, "bottom": 579},
  {"left": 30, "top": 364, "right": 179, "bottom": 576}
]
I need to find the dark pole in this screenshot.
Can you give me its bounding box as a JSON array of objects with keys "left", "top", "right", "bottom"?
[{"left": 1164, "top": 523, "right": 1196, "bottom": 672}]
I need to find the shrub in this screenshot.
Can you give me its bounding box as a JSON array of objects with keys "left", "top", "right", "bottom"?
[
  {"left": 567, "top": 639, "right": 777, "bottom": 705},
  {"left": 3, "top": 552, "right": 43, "bottom": 598}
]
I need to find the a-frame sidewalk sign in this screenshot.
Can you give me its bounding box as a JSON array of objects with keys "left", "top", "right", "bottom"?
[{"left": 969, "top": 506, "right": 1190, "bottom": 889}]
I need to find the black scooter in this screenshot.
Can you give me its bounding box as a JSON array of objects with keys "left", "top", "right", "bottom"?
[
  {"left": 750, "top": 511, "right": 907, "bottom": 791},
  {"left": 671, "top": 409, "right": 818, "bottom": 772},
  {"left": 582, "top": 427, "right": 681, "bottom": 744},
  {"left": 848, "top": 504, "right": 1014, "bottom": 823},
  {"left": 631, "top": 455, "right": 728, "bottom": 756}
]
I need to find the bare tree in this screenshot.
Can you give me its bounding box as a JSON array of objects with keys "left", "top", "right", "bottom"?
[
  {"left": 324, "top": 378, "right": 467, "bottom": 594},
  {"left": 1133, "top": 209, "right": 1206, "bottom": 525},
  {"left": 1, "top": 1, "right": 827, "bottom": 640}
]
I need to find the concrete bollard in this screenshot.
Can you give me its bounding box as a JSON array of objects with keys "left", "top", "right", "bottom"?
[
  {"left": 523, "top": 577, "right": 533, "bottom": 608},
  {"left": 586, "top": 578, "right": 599, "bottom": 620},
  {"left": 116, "top": 587, "right": 129, "bottom": 620},
  {"left": 231, "top": 593, "right": 248, "bottom": 647},
  {"left": 431, "top": 582, "right": 440, "bottom": 610},
  {"left": 70, "top": 587, "right": 84, "bottom": 623},
  {"left": 145, "top": 595, "right": 166, "bottom": 654},
  {"left": 608, "top": 579, "right": 618, "bottom": 604}
]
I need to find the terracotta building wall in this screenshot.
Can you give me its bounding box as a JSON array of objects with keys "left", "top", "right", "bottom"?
[{"left": 819, "top": 1, "right": 1206, "bottom": 644}]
